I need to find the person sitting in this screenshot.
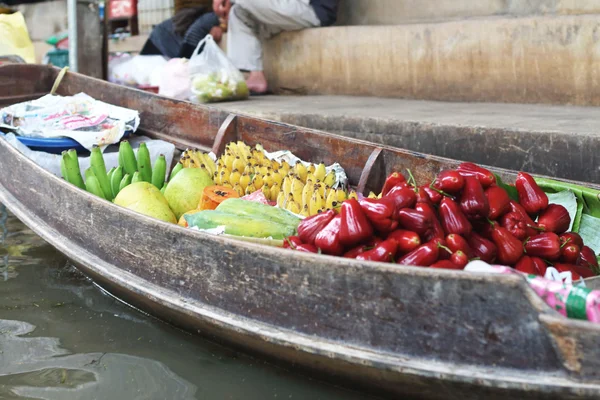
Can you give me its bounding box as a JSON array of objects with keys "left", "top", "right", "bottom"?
[
  {"left": 140, "top": 5, "right": 229, "bottom": 59},
  {"left": 214, "top": 0, "right": 339, "bottom": 95}
]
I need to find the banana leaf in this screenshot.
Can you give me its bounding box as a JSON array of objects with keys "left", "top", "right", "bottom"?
[
  {"left": 546, "top": 190, "right": 580, "bottom": 232},
  {"left": 494, "top": 174, "right": 519, "bottom": 202},
  {"left": 534, "top": 177, "right": 600, "bottom": 218}
]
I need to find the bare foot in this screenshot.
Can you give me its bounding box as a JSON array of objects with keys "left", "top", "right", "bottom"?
[{"left": 246, "top": 71, "right": 268, "bottom": 93}]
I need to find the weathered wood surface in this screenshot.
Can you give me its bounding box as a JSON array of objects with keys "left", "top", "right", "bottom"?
[{"left": 1, "top": 65, "right": 600, "bottom": 399}]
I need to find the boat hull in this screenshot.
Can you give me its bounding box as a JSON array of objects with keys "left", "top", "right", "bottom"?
[{"left": 1, "top": 65, "right": 600, "bottom": 399}]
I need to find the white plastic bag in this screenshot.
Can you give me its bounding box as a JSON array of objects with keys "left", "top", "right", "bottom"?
[
  {"left": 2, "top": 132, "right": 175, "bottom": 179},
  {"left": 159, "top": 58, "right": 191, "bottom": 100},
  {"left": 109, "top": 54, "right": 167, "bottom": 87},
  {"left": 189, "top": 35, "right": 249, "bottom": 103}
]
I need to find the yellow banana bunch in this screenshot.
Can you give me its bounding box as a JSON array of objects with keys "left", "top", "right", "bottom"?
[
  {"left": 192, "top": 140, "right": 352, "bottom": 216},
  {"left": 180, "top": 149, "right": 217, "bottom": 177}
]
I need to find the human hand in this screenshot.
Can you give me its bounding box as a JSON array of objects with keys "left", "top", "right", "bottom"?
[
  {"left": 210, "top": 26, "right": 223, "bottom": 42},
  {"left": 212, "top": 0, "right": 230, "bottom": 18}
]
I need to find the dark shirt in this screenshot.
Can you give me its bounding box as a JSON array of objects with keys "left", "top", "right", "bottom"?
[{"left": 310, "top": 0, "right": 339, "bottom": 27}]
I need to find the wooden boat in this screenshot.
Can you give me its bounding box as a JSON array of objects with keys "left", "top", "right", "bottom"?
[{"left": 1, "top": 64, "right": 599, "bottom": 400}]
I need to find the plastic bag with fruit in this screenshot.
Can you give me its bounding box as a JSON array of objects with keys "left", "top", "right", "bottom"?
[{"left": 188, "top": 34, "right": 249, "bottom": 103}]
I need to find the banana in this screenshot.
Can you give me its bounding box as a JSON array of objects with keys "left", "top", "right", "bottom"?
[
  {"left": 245, "top": 183, "right": 256, "bottom": 195},
  {"left": 276, "top": 190, "right": 286, "bottom": 208},
  {"left": 201, "top": 153, "right": 216, "bottom": 176},
  {"left": 261, "top": 184, "right": 270, "bottom": 199},
  {"left": 107, "top": 167, "right": 116, "bottom": 187},
  {"left": 119, "top": 174, "right": 132, "bottom": 192},
  {"left": 314, "top": 162, "right": 327, "bottom": 182},
  {"left": 219, "top": 169, "right": 229, "bottom": 186},
  {"left": 368, "top": 191, "right": 377, "bottom": 199},
  {"left": 263, "top": 173, "right": 274, "bottom": 188},
  {"left": 170, "top": 162, "right": 183, "bottom": 180},
  {"left": 348, "top": 190, "right": 358, "bottom": 200},
  {"left": 291, "top": 177, "right": 303, "bottom": 204},
  {"left": 307, "top": 164, "right": 316, "bottom": 176},
  {"left": 336, "top": 188, "right": 347, "bottom": 203},
  {"left": 252, "top": 174, "right": 264, "bottom": 190},
  {"left": 301, "top": 182, "right": 312, "bottom": 210},
  {"left": 85, "top": 175, "right": 106, "bottom": 199},
  {"left": 295, "top": 161, "right": 307, "bottom": 182},
  {"left": 271, "top": 159, "right": 281, "bottom": 171},
  {"left": 282, "top": 176, "right": 292, "bottom": 197},
  {"left": 137, "top": 142, "right": 152, "bottom": 183},
  {"left": 325, "top": 189, "right": 338, "bottom": 210},
  {"left": 222, "top": 181, "right": 233, "bottom": 189},
  {"left": 62, "top": 152, "right": 85, "bottom": 190},
  {"left": 222, "top": 154, "right": 234, "bottom": 171},
  {"left": 309, "top": 191, "right": 323, "bottom": 216},
  {"left": 119, "top": 141, "right": 138, "bottom": 176},
  {"left": 233, "top": 183, "right": 244, "bottom": 197},
  {"left": 306, "top": 173, "right": 317, "bottom": 183},
  {"left": 189, "top": 150, "right": 203, "bottom": 168},
  {"left": 232, "top": 156, "right": 245, "bottom": 173},
  {"left": 60, "top": 151, "right": 68, "bottom": 181},
  {"left": 300, "top": 204, "right": 310, "bottom": 217},
  {"left": 84, "top": 167, "right": 95, "bottom": 182},
  {"left": 237, "top": 141, "right": 251, "bottom": 160},
  {"left": 257, "top": 165, "right": 268, "bottom": 176},
  {"left": 286, "top": 199, "right": 301, "bottom": 215},
  {"left": 67, "top": 149, "right": 79, "bottom": 162},
  {"left": 243, "top": 163, "right": 254, "bottom": 175},
  {"left": 90, "top": 147, "right": 113, "bottom": 200},
  {"left": 280, "top": 160, "right": 291, "bottom": 175},
  {"left": 271, "top": 170, "right": 283, "bottom": 187},
  {"left": 323, "top": 170, "right": 336, "bottom": 187},
  {"left": 240, "top": 172, "right": 251, "bottom": 192},
  {"left": 315, "top": 182, "right": 326, "bottom": 198},
  {"left": 229, "top": 169, "right": 241, "bottom": 186},
  {"left": 270, "top": 182, "right": 280, "bottom": 202},
  {"left": 149, "top": 155, "right": 165, "bottom": 189},
  {"left": 111, "top": 166, "right": 124, "bottom": 198},
  {"left": 132, "top": 171, "right": 143, "bottom": 183}
]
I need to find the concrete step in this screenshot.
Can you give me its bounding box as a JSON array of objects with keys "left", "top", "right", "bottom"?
[
  {"left": 336, "top": 0, "right": 600, "bottom": 25},
  {"left": 214, "top": 95, "right": 600, "bottom": 184},
  {"left": 263, "top": 14, "right": 600, "bottom": 106}
]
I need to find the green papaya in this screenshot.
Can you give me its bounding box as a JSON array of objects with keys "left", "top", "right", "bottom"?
[
  {"left": 184, "top": 210, "right": 296, "bottom": 240},
  {"left": 215, "top": 198, "right": 300, "bottom": 228}
]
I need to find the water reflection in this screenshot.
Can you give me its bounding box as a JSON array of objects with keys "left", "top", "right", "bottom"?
[
  {"left": 0, "top": 318, "right": 197, "bottom": 400},
  {"left": 0, "top": 206, "right": 372, "bottom": 400}
]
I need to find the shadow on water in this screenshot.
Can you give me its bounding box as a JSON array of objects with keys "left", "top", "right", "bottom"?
[{"left": 0, "top": 204, "right": 376, "bottom": 400}]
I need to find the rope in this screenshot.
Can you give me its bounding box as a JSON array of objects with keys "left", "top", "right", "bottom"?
[{"left": 50, "top": 67, "right": 69, "bottom": 95}]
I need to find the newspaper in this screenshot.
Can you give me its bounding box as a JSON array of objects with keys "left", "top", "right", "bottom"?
[{"left": 0, "top": 93, "right": 140, "bottom": 151}]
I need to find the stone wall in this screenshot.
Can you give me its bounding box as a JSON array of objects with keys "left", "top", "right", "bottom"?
[{"left": 337, "top": 0, "right": 600, "bottom": 25}]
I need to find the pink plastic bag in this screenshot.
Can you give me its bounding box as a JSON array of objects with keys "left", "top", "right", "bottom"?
[{"left": 158, "top": 58, "right": 191, "bottom": 100}]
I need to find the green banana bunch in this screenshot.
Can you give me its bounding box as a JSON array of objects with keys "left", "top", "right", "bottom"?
[
  {"left": 119, "top": 141, "right": 137, "bottom": 176},
  {"left": 84, "top": 168, "right": 106, "bottom": 199},
  {"left": 111, "top": 166, "right": 124, "bottom": 199},
  {"left": 91, "top": 147, "right": 113, "bottom": 200},
  {"left": 132, "top": 171, "right": 143, "bottom": 183},
  {"left": 137, "top": 142, "right": 152, "bottom": 183},
  {"left": 119, "top": 174, "right": 132, "bottom": 192},
  {"left": 152, "top": 154, "right": 166, "bottom": 189},
  {"left": 60, "top": 150, "right": 85, "bottom": 190},
  {"left": 60, "top": 141, "right": 179, "bottom": 201}
]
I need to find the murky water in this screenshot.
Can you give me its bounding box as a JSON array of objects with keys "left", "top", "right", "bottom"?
[{"left": 0, "top": 206, "right": 374, "bottom": 400}]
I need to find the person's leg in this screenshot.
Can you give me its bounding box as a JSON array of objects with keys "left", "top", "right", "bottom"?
[{"left": 227, "top": 0, "right": 320, "bottom": 93}]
